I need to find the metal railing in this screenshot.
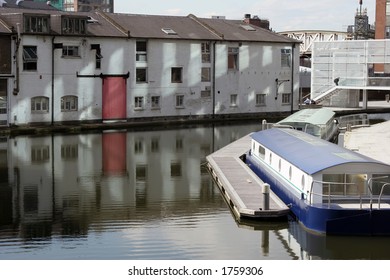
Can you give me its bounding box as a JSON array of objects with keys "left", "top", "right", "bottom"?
[
  {"left": 308, "top": 178, "right": 390, "bottom": 210},
  {"left": 338, "top": 113, "right": 369, "bottom": 130}
]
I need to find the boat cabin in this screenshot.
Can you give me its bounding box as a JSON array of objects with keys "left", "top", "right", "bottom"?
[
  {"left": 250, "top": 128, "right": 390, "bottom": 208},
  {"left": 275, "top": 108, "right": 338, "bottom": 141}
]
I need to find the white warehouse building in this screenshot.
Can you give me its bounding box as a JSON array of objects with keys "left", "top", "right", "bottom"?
[{"left": 0, "top": 8, "right": 300, "bottom": 126}]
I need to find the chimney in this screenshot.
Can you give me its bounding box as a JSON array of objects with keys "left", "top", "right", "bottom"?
[{"left": 243, "top": 14, "right": 270, "bottom": 30}]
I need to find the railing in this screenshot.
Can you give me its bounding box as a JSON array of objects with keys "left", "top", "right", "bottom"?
[
  {"left": 308, "top": 179, "right": 390, "bottom": 210},
  {"left": 338, "top": 113, "right": 369, "bottom": 130}
]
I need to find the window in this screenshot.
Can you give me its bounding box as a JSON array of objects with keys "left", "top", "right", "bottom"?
[
  {"left": 230, "top": 94, "right": 238, "bottom": 107},
  {"left": 136, "top": 165, "right": 147, "bottom": 181},
  {"left": 134, "top": 96, "right": 144, "bottom": 110},
  {"left": 176, "top": 94, "right": 184, "bottom": 108},
  {"left": 258, "top": 145, "right": 265, "bottom": 160},
  {"left": 136, "top": 41, "right": 147, "bottom": 61},
  {"left": 201, "top": 67, "right": 211, "bottom": 82},
  {"left": 201, "top": 42, "right": 211, "bottom": 63},
  {"left": 62, "top": 17, "right": 86, "bottom": 35},
  {"left": 61, "top": 95, "right": 78, "bottom": 111},
  {"left": 31, "top": 96, "right": 49, "bottom": 113},
  {"left": 91, "top": 44, "right": 102, "bottom": 69},
  {"left": 256, "top": 94, "right": 266, "bottom": 106},
  {"left": 134, "top": 140, "right": 143, "bottom": 154},
  {"left": 201, "top": 88, "right": 211, "bottom": 98},
  {"left": 282, "top": 93, "right": 291, "bottom": 104},
  {"left": 228, "top": 47, "right": 239, "bottom": 70},
  {"left": 151, "top": 96, "right": 160, "bottom": 109},
  {"left": 281, "top": 49, "right": 291, "bottom": 67},
  {"left": 136, "top": 68, "right": 148, "bottom": 83},
  {"left": 386, "top": 26, "right": 390, "bottom": 39},
  {"left": 171, "top": 67, "right": 183, "bottom": 83},
  {"left": 162, "top": 28, "right": 177, "bottom": 35},
  {"left": 171, "top": 162, "right": 182, "bottom": 177},
  {"left": 24, "top": 15, "right": 50, "bottom": 33},
  {"left": 62, "top": 46, "right": 80, "bottom": 57},
  {"left": 151, "top": 138, "right": 159, "bottom": 153},
  {"left": 31, "top": 146, "right": 50, "bottom": 162},
  {"left": 23, "top": 46, "right": 38, "bottom": 71},
  {"left": 61, "top": 144, "right": 78, "bottom": 159}
]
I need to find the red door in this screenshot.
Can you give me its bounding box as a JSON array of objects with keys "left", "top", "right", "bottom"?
[
  {"left": 102, "top": 132, "right": 127, "bottom": 176},
  {"left": 102, "top": 77, "right": 127, "bottom": 120}
]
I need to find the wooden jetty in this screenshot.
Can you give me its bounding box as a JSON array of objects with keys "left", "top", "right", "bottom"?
[{"left": 206, "top": 134, "right": 290, "bottom": 220}]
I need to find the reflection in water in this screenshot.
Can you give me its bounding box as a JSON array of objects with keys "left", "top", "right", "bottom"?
[{"left": 1, "top": 121, "right": 390, "bottom": 260}]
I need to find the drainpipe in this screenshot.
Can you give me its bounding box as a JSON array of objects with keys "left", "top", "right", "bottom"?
[
  {"left": 13, "top": 23, "right": 21, "bottom": 96},
  {"left": 212, "top": 41, "right": 216, "bottom": 118},
  {"left": 291, "top": 43, "right": 295, "bottom": 114},
  {"left": 51, "top": 37, "right": 63, "bottom": 125}
]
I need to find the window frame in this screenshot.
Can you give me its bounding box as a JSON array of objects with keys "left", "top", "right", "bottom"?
[
  {"left": 228, "top": 47, "right": 239, "bottom": 71},
  {"left": 281, "top": 48, "right": 292, "bottom": 68},
  {"left": 151, "top": 96, "right": 160, "bottom": 109},
  {"left": 175, "top": 94, "right": 184, "bottom": 108},
  {"left": 201, "top": 67, "right": 211, "bottom": 82},
  {"left": 62, "top": 45, "right": 80, "bottom": 58},
  {"left": 256, "top": 93, "right": 266, "bottom": 106},
  {"left": 171, "top": 67, "right": 183, "bottom": 83},
  {"left": 282, "top": 93, "right": 291, "bottom": 105},
  {"left": 31, "top": 96, "right": 49, "bottom": 113},
  {"left": 136, "top": 68, "right": 148, "bottom": 83},
  {"left": 134, "top": 96, "right": 144, "bottom": 110},
  {"left": 23, "top": 46, "right": 38, "bottom": 71},
  {"left": 24, "top": 15, "right": 50, "bottom": 33},
  {"left": 230, "top": 94, "right": 238, "bottom": 107},
  {"left": 136, "top": 41, "right": 147, "bottom": 62},
  {"left": 61, "top": 95, "right": 78, "bottom": 112},
  {"left": 201, "top": 42, "right": 211, "bottom": 63}
]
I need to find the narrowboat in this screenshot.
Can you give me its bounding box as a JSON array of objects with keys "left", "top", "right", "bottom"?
[
  {"left": 245, "top": 127, "right": 390, "bottom": 235},
  {"left": 275, "top": 108, "right": 339, "bottom": 141}
]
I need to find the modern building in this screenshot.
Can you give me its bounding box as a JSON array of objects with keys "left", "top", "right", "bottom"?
[{"left": 0, "top": 7, "right": 300, "bottom": 127}]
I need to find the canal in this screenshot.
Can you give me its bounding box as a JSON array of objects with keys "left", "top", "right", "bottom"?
[{"left": 1, "top": 117, "right": 390, "bottom": 260}]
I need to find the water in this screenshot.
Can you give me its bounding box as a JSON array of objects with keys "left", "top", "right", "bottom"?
[{"left": 1, "top": 119, "right": 390, "bottom": 260}]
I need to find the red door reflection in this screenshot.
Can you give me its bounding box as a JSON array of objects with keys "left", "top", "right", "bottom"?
[{"left": 102, "top": 132, "right": 127, "bottom": 176}]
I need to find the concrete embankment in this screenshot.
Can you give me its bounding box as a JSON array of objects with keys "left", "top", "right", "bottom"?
[{"left": 343, "top": 120, "right": 390, "bottom": 165}]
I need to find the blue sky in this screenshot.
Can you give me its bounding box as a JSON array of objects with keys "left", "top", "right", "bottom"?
[{"left": 114, "top": 0, "right": 376, "bottom": 32}]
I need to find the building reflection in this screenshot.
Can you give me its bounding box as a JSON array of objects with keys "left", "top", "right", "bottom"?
[{"left": 1, "top": 126, "right": 227, "bottom": 242}]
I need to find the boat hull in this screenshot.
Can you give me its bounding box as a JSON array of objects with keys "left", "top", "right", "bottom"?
[{"left": 246, "top": 154, "right": 390, "bottom": 236}]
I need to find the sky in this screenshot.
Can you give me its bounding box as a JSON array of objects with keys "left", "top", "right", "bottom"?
[{"left": 114, "top": 0, "right": 376, "bottom": 32}]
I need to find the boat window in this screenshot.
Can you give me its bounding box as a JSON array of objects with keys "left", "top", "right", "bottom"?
[
  {"left": 301, "top": 175, "right": 305, "bottom": 188},
  {"left": 269, "top": 153, "right": 272, "bottom": 164},
  {"left": 252, "top": 142, "right": 255, "bottom": 151},
  {"left": 289, "top": 166, "right": 292, "bottom": 180},
  {"left": 278, "top": 159, "right": 281, "bottom": 172},
  {"left": 322, "top": 174, "right": 366, "bottom": 196},
  {"left": 258, "top": 145, "right": 265, "bottom": 159}
]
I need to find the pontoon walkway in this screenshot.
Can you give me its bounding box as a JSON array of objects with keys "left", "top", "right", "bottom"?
[{"left": 206, "top": 134, "right": 290, "bottom": 220}]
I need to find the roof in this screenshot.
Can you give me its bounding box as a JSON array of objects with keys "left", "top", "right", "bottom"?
[
  {"left": 0, "top": 7, "right": 300, "bottom": 43},
  {"left": 199, "top": 17, "right": 299, "bottom": 43},
  {"left": 107, "top": 13, "right": 222, "bottom": 40},
  {"left": 277, "top": 108, "right": 335, "bottom": 126},
  {"left": 251, "top": 128, "right": 390, "bottom": 175}
]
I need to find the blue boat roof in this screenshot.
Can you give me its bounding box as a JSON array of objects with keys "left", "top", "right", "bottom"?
[{"left": 251, "top": 128, "right": 389, "bottom": 175}]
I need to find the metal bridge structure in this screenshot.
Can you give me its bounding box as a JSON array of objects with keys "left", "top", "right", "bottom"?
[{"left": 278, "top": 30, "right": 350, "bottom": 56}]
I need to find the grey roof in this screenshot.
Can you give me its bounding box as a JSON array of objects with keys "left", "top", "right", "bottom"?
[
  {"left": 107, "top": 13, "right": 222, "bottom": 40},
  {"left": 0, "top": 7, "right": 300, "bottom": 43},
  {"left": 199, "top": 17, "right": 299, "bottom": 43}
]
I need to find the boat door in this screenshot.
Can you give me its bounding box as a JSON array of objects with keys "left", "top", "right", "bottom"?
[{"left": 102, "top": 76, "right": 127, "bottom": 121}]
